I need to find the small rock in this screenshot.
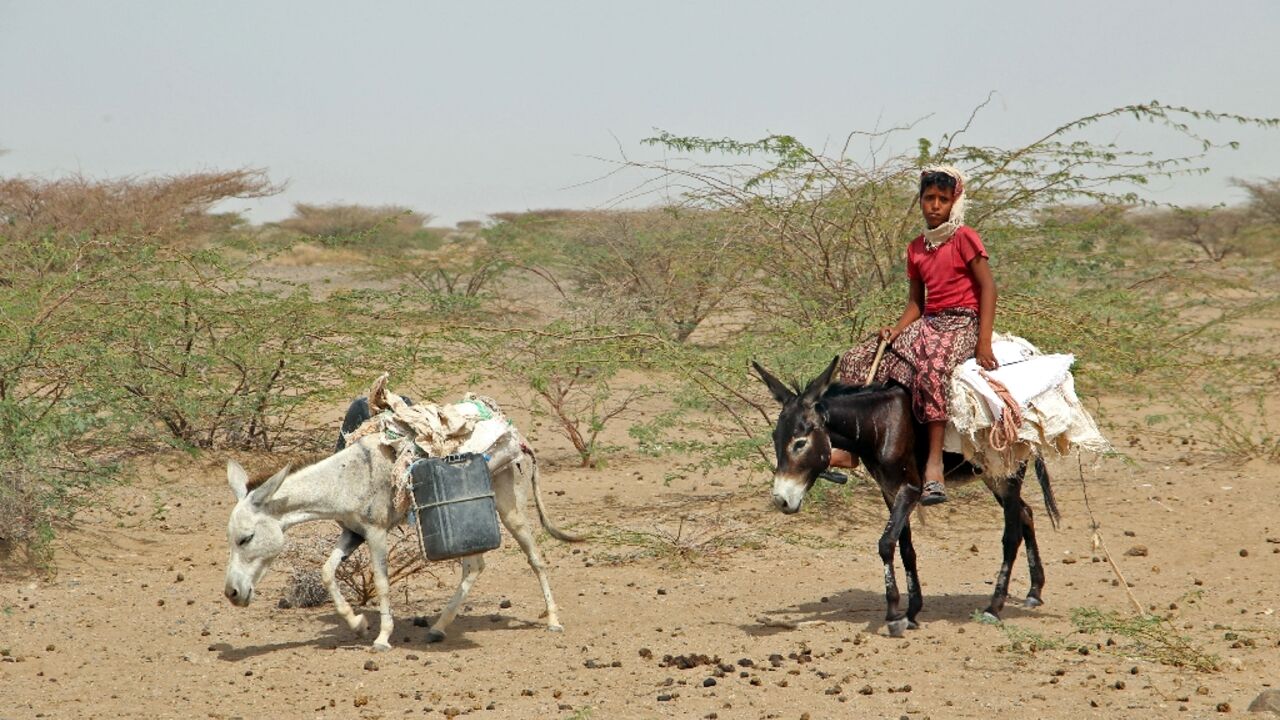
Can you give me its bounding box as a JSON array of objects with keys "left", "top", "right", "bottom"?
[
  {"left": 703, "top": 678, "right": 716, "bottom": 687},
  {"left": 45, "top": 645, "right": 55, "bottom": 652},
  {"left": 1216, "top": 702, "right": 1231, "bottom": 713},
  {"left": 737, "top": 657, "right": 754, "bottom": 667},
  {"left": 1124, "top": 545, "right": 1148, "bottom": 557},
  {"left": 521, "top": 689, "right": 534, "bottom": 697},
  {"left": 1113, "top": 680, "right": 1126, "bottom": 690},
  {"left": 825, "top": 687, "right": 841, "bottom": 695},
  {"left": 1240, "top": 549, "right": 1249, "bottom": 557},
  {"left": 639, "top": 647, "right": 653, "bottom": 659},
  {"left": 500, "top": 599, "right": 512, "bottom": 609},
  {"left": 363, "top": 660, "right": 378, "bottom": 671},
  {"left": 858, "top": 685, "right": 874, "bottom": 695},
  {"left": 657, "top": 588, "right": 668, "bottom": 596},
  {"left": 353, "top": 694, "right": 369, "bottom": 707},
  {"left": 1124, "top": 530, "right": 1136, "bottom": 537},
  {"left": 657, "top": 693, "right": 673, "bottom": 702},
  {"left": 1198, "top": 686, "right": 1211, "bottom": 696}
]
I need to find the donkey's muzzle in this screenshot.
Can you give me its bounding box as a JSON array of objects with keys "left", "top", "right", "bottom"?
[
  {"left": 224, "top": 584, "right": 252, "bottom": 607},
  {"left": 771, "top": 491, "right": 800, "bottom": 514}
]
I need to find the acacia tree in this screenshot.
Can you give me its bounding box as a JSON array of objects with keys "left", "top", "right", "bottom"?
[
  {"left": 598, "top": 102, "right": 1280, "bottom": 471},
  {"left": 626, "top": 101, "right": 1280, "bottom": 330}
]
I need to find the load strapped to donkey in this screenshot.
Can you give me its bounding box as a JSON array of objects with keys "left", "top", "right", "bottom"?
[
  {"left": 942, "top": 332, "right": 1111, "bottom": 475},
  {"left": 341, "top": 373, "right": 537, "bottom": 561}
]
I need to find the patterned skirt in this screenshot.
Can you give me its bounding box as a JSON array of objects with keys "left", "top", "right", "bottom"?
[{"left": 837, "top": 308, "right": 979, "bottom": 424}]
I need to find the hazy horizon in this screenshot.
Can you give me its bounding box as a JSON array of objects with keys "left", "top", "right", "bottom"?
[{"left": 3, "top": 1, "right": 1279, "bottom": 228}]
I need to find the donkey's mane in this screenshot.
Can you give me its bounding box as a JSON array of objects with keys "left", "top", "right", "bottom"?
[
  {"left": 824, "top": 380, "right": 903, "bottom": 398},
  {"left": 244, "top": 451, "right": 331, "bottom": 492}
]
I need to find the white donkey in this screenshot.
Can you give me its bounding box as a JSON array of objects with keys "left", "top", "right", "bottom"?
[{"left": 223, "top": 432, "right": 581, "bottom": 651}]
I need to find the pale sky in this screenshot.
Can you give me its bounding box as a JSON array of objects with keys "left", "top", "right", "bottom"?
[{"left": 3, "top": 1, "right": 1279, "bottom": 227}]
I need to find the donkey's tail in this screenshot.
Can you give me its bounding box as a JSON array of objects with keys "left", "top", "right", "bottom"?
[
  {"left": 525, "top": 451, "right": 588, "bottom": 543},
  {"left": 1034, "top": 453, "right": 1061, "bottom": 530}
]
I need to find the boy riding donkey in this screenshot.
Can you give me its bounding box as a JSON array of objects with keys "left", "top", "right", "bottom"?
[{"left": 832, "top": 165, "right": 998, "bottom": 505}]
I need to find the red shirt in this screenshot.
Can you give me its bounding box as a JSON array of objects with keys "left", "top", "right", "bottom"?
[{"left": 906, "top": 226, "right": 989, "bottom": 314}]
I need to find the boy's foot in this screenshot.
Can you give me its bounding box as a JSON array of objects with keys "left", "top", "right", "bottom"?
[
  {"left": 920, "top": 480, "right": 947, "bottom": 506},
  {"left": 818, "top": 469, "right": 849, "bottom": 484},
  {"left": 829, "top": 448, "right": 859, "bottom": 470}
]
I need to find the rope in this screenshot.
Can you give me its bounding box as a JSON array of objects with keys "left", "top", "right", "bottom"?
[
  {"left": 978, "top": 369, "right": 1023, "bottom": 452},
  {"left": 1077, "top": 454, "right": 1146, "bottom": 615}
]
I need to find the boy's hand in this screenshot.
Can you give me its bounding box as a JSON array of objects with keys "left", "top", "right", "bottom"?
[
  {"left": 976, "top": 342, "right": 999, "bottom": 370},
  {"left": 879, "top": 326, "right": 900, "bottom": 343}
]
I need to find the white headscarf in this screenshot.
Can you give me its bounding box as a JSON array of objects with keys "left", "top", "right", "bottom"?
[{"left": 920, "top": 165, "right": 967, "bottom": 250}]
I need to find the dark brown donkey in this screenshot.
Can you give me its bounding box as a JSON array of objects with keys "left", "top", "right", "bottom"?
[{"left": 752, "top": 356, "right": 1060, "bottom": 637}]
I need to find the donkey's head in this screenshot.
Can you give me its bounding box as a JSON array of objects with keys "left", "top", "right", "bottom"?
[
  {"left": 752, "top": 356, "right": 840, "bottom": 514},
  {"left": 223, "top": 460, "right": 290, "bottom": 607}
]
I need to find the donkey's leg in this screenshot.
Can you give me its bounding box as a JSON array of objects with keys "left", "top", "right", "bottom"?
[
  {"left": 426, "top": 554, "right": 486, "bottom": 643},
  {"left": 322, "top": 529, "right": 369, "bottom": 635},
  {"left": 1020, "top": 500, "right": 1046, "bottom": 608},
  {"left": 366, "top": 529, "right": 395, "bottom": 651},
  {"left": 879, "top": 486, "right": 917, "bottom": 638},
  {"left": 493, "top": 465, "right": 563, "bottom": 631},
  {"left": 984, "top": 479, "right": 1027, "bottom": 621},
  {"left": 899, "top": 520, "right": 924, "bottom": 629}
]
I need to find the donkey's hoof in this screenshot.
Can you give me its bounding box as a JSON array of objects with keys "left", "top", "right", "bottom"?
[
  {"left": 425, "top": 629, "right": 447, "bottom": 644},
  {"left": 546, "top": 624, "right": 564, "bottom": 633},
  {"left": 980, "top": 610, "right": 1001, "bottom": 624},
  {"left": 886, "top": 619, "right": 909, "bottom": 638},
  {"left": 906, "top": 619, "right": 920, "bottom": 631},
  {"left": 351, "top": 615, "right": 370, "bottom": 635},
  {"left": 1024, "top": 595, "right": 1044, "bottom": 609},
  {"left": 371, "top": 641, "right": 392, "bottom": 653}
]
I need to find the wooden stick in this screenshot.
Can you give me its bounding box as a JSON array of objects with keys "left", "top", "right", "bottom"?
[{"left": 865, "top": 339, "right": 888, "bottom": 384}]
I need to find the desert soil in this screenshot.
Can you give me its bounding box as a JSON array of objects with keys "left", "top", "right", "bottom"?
[
  {"left": 3, "top": 403, "right": 1278, "bottom": 720},
  {"left": 2, "top": 260, "right": 1277, "bottom": 719}
]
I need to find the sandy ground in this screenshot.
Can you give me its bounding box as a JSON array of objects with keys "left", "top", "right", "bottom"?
[
  {"left": 2, "top": 256, "right": 1278, "bottom": 719},
  {"left": 2, "top": 403, "right": 1278, "bottom": 720}
]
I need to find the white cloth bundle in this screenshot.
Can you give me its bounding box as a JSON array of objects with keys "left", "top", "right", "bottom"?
[{"left": 946, "top": 334, "right": 1111, "bottom": 476}]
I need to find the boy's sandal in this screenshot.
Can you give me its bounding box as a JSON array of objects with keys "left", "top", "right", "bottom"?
[
  {"left": 920, "top": 480, "right": 947, "bottom": 506},
  {"left": 818, "top": 469, "right": 849, "bottom": 484}
]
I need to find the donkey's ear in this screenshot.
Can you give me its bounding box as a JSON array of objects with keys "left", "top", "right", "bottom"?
[
  {"left": 227, "top": 460, "right": 249, "bottom": 501},
  {"left": 250, "top": 466, "right": 290, "bottom": 507},
  {"left": 801, "top": 356, "right": 841, "bottom": 402},
  {"left": 752, "top": 361, "right": 795, "bottom": 405}
]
